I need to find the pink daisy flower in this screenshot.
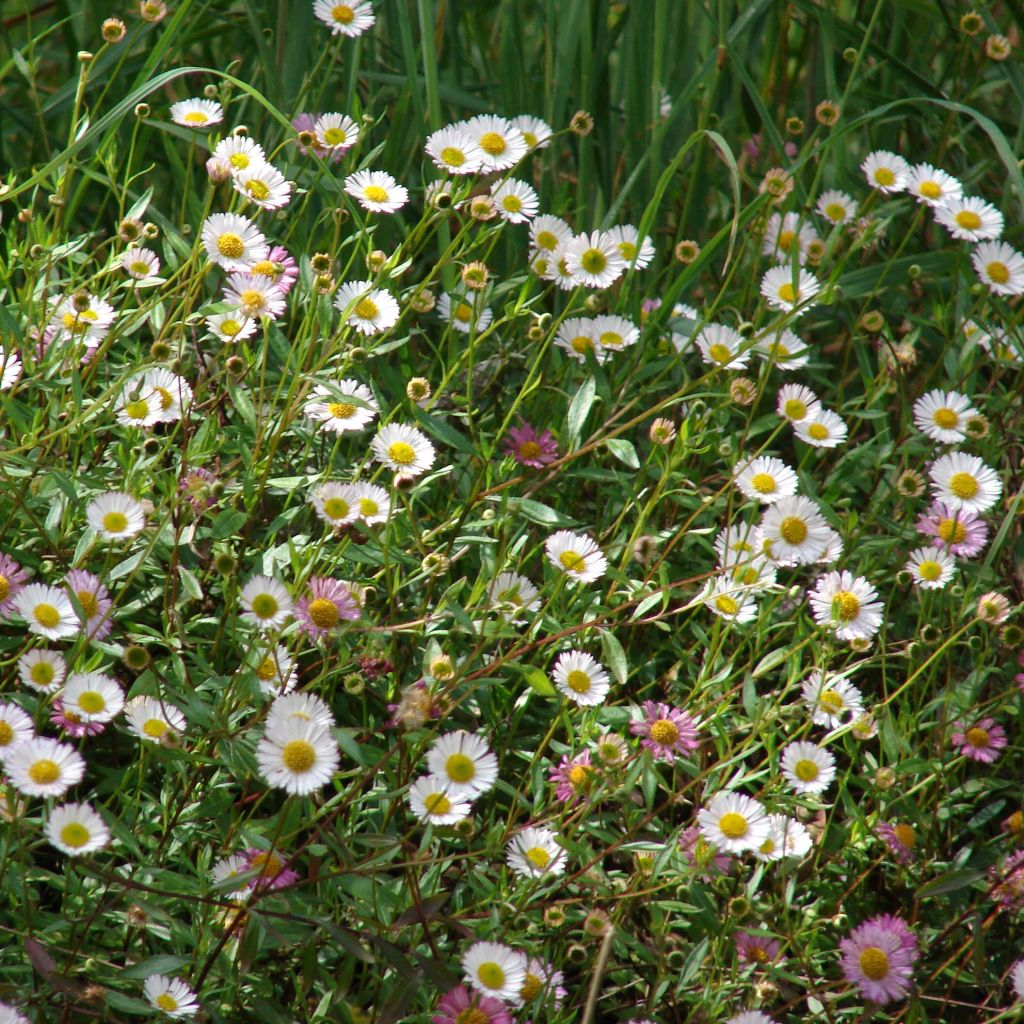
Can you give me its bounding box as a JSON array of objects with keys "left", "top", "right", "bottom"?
[
  {"left": 678, "top": 825, "right": 733, "bottom": 879},
  {"left": 839, "top": 914, "right": 918, "bottom": 1005},
  {"left": 876, "top": 821, "right": 917, "bottom": 865},
  {"left": 915, "top": 501, "right": 988, "bottom": 558},
  {"left": 629, "top": 700, "right": 700, "bottom": 761},
  {"left": 242, "top": 847, "right": 300, "bottom": 891},
  {"left": 951, "top": 717, "right": 1007, "bottom": 763},
  {"left": 990, "top": 850, "right": 1024, "bottom": 910},
  {"left": 548, "top": 750, "right": 595, "bottom": 805},
  {"left": 503, "top": 421, "right": 559, "bottom": 469},
  {"left": 258, "top": 245, "right": 299, "bottom": 295},
  {"left": 295, "top": 576, "right": 360, "bottom": 640},
  {"left": 431, "top": 985, "right": 512, "bottom": 1024},
  {"left": 50, "top": 698, "right": 106, "bottom": 739},
  {"left": 179, "top": 466, "right": 218, "bottom": 512},
  {"left": 735, "top": 930, "right": 781, "bottom": 967},
  {"left": 0, "top": 553, "right": 29, "bottom": 618},
  {"left": 64, "top": 569, "right": 114, "bottom": 640}
]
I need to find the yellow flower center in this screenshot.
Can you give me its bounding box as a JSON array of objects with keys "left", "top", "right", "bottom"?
[
  {"left": 477, "top": 962, "right": 506, "bottom": 990},
  {"left": 708, "top": 343, "right": 732, "bottom": 364},
  {"left": 779, "top": 516, "right": 807, "bottom": 544},
  {"left": 354, "top": 298, "right": 379, "bottom": 320},
  {"left": 125, "top": 399, "right": 150, "bottom": 421},
  {"left": 256, "top": 657, "right": 277, "bottom": 680},
  {"left": 600, "top": 331, "right": 624, "bottom": 348},
  {"left": 251, "top": 593, "right": 280, "bottom": 619},
  {"left": 478, "top": 132, "right": 506, "bottom": 155},
  {"left": 568, "top": 765, "right": 589, "bottom": 787},
  {"left": 220, "top": 319, "right": 241, "bottom": 336},
  {"left": 919, "top": 181, "right": 941, "bottom": 199},
  {"left": 0, "top": 575, "right": 7, "bottom": 601},
  {"left": 580, "top": 248, "right": 607, "bottom": 274},
  {"left": 102, "top": 511, "right": 129, "bottom": 534},
  {"left": 825, "top": 202, "right": 846, "bottom": 221},
  {"left": 714, "top": 594, "right": 739, "bottom": 616},
  {"left": 558, "top": 550, "right": 585, "bottom": 572},
  {"left": 955, "top": 210, "right": 981, "bottom": 230},
  {"left": 718, "top": 812, "right": 749, "bottom": 839},
  {"left": 818, "top": 689, "right": 844, "bottom": 713},
  {"left": 502, "top": 195, "right": 522, "bottom": 213},
  {"left": 424, "top": 792, "right": 451, "bottom": 815},
  {"left": 154, "top": 387, "right": 173, "bottom": 410},
  {"left": 750, "top": 472, "right": 776, "bottom": 494},
  {"left": 34, "top": 603, "right": 61, "bottom": 628},
  {"left": 987, "top": 261, "right": 1009, "bottom": 284},
  {"left": 307, "top": 598, "right": 339, "bottom": 628},
  {"left": 949, "top": 472, "right": 978, "bottom": 500},
  {"left": 650, "top": 719, "right": 679, "bottom": 746},
  {"left": 784, "top": 398, "right": 807, "bottom": 419},
  {"left": 965, "top": 726, "right": 990, "bottom": 748},
  {"left": 217, "top": 233, "right": 245, "bottom": 259},
  {"left": 281, "top": 739, "right": 316, "bottom": 773},
  {"left": 566, "top": 669, "right": 591, "bottom": 694},
  {"left": 519, "top": 440, "right": 542, "bottom": 459},
  {"left": 129, "top": 260, "right": 151, "bottom": 276},
  {"left": 455, "top": 1010, "right": 489, "bottom": 1024},
  {"left": 832, "top": 590, "right": 861, "bottom": 621},
  {"left": 454, "top": 302, "right": 473, "bottom": 322},
  {"left": 155, "top": 994, "right": 179, "bottom": 1011},
  {"left": 60, "top": 822, "right": 91, "bottom": 848},
  {"left": 440, "top": 146, "right": 465, "bottom": 166},
  {"left": 362, "top": 185, "right": 389, "bottom": 203},
  {"left": 525, "top": 845, "right": 551, "bottom": 868},
  {"left": 325, "top": 403, "right": 355, "bottom": 421},
  {"left": 893, "top": 824, "right": 916, "bottom": 849},
  {"left": 240, "top": 289, "right": 264, "bottom": 310},
  {"left": 873, "top": 167, "right": 895, "bottom": 187},
  {"left": 570, "top": 335, "right": 593, "bottom": 354},
  {"left": 807, "top": 423, "right": 829, "bottom": 440},
  {"left": 932, "top": 408, "right": 959, "bottom": 429},
  {"left": 520, "top": 973, "right": 542, "bottom": 1001},
  {"left": 917, "top": 560, "right": 942, "bottom": 581},
  {"left": 323, "top": 126, "right": 348, "bottom": 146},
  {"left": 387, "top": 441, "right": 416, "bottom": 465},
  {"left": 794, "top": 758, "right": 819, "bottom": 782},
  {"left": 358, "top": 498, "right": 379, "bottom": 517},
  {"left": 229, "top": 152, "right": 250, "bottom": 169},
  {"left": 183, "top": 111, "right": 208, "bottom": 125},
  {"left": 536, "top": 230, "right": 558, "bottom": 250},
  {"left": 77, "top": 691, "right": 106, "bottom": 714},
  {"left": 619, "top": 241, "right": 638, "bottom": 260},
  {"left": 0, "top": 723, "right": 12, "bottom": 745},
  {"left": 777, "top": 229, "right": 796, "bottom": 251},
  {"left": 445, "top": 752, "right": 475, "bottom": 783},
  {"left": 332, "top": 4, "right": 354, "bottom": 23},
  {"left": 937, "top": 518, "right": 967, "bottom": 544},
  {"left": 777, "top": 283, "right": 797, "bottom": 303},
  {"left": 323, "top": 497, "right": 350, "bottom": 520},
  {"left": 143, "top": 718, "right": 168, "bottom": 738},
  {"left": 246, "top": 179, "right": 271, "bottom": 201},
  {"left": 858, "top": 946, "right": 890, "bottom": 980},
  {"left": 29, "top": 759, "right": 60, "bottom": 785}
]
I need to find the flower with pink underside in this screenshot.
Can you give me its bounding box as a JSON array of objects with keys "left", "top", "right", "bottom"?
[
  {"left": 64, "top": 569, "right": 114, "bottom": 640},
  {"left": 952, "top": 717, "right": 1007, "bottom": 763},
  {"left": 431, "top": 985, "right": 512, "bottom": 1024},
  {"left": 504, "top": 421, "right": 559, "bottom": 468},
  {"left": 876, "top": 821, "right": 917, "bottom": 864},
  {"left": 839, "top": 914, "right": 918, "bottom": 1005},
  {"left": 179, "top": 467, "right": 218, "bottom": 512},
  {"left": 990, "top": 850, "right": 1024, "bottom": 910},
  {"left": 242, "top": 847, "right": 300, "bottom": 891},
  {"left": 915, "top": 500, "right": 988, "bottom": 557},
  {"left": 678, "top": 825, "right": 733, "bottom": 879},
  {"left": 50, "top": 699, "right": 106, "bottom": 739},
  {"left": 295, "top": 576, "right": 360, "bottom": 640},
  {"left": 629, "top": 700, "right": 700, "bottom": 761},
  {"left": 255, "top": 245, "right": 299, "bottom": 295},
  {"left": 0, "top": 553, "right": 29, "bottom": 618},
  {"left": 735, "top": 930, "right": 781, "bottom": 967},
  {"left": 548, "top": 750, "right": 596, "bottom": 805}
]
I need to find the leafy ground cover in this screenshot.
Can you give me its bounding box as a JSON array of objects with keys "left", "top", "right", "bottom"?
[{"left": 1, "top": 2, "right": 1024, "bottom": 1022}]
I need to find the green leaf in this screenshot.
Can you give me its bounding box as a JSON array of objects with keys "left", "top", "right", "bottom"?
[
  {"left": 176, "top": 565, "right": 203, "bottom": 602},
  {"left": 603, "top": 438, "right": 640, "bottom": 469},
  {"left": 211, "top": 509, "right": 247, "bottom": 540},
  {"left": 120, "top": 954, "right": 189, "bottom": 980},
  {"left": 511, "top": 498, "right": 576, "bottom": 528},
  {"left": 600, "top": 630, "right": 629, "bottom": 685},
  {"left": 916, "top": 869, "right": 985, "bottom": 899},
  {"left": 566, "top": 376, "right": 597, "bottom": 450},
  {"left": 524, "top": 669, "right": 557, "bottom": 697}
]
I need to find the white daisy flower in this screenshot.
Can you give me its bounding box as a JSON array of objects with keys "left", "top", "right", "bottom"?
[
  {"left": 697, "top": 323, "right": 748, "bottom": 368},
  {"left": 462, "top": 941, "right": 527, "bottom": 1002},
  {"left": 551, "top": 650, "right": 611, "bottom": 706},
  {"left": 437, "top": 292, "right": 493, "bottom": 334},
  {"left": 780, "top": 741, "right": 836, "bottom": 796},
  {"left": 200, "top": 212, "right": 269, "bottom": 271},
  {"left": 465, "top": 114, "right": 528, "bottom": 171},
  {"left": 491, "top": 179, "right": 539, "bottom": 223},
  {"left": 506, "top": 826, "right": 566, "bottom": 879},
  {"left": 0, "top": 1003, "right": 30, "bottom": 1024},
  {"left": 266, "top": 692, "right": 335, "bottom": 732},
  {"left": 310, "top": 481, "right": 359, "bottom": 529},
  {"left": 45, "top": 802, "right": 110, "bottom": 856},
  {"left": 115, "top": 385, "right": 162, "bottom": 429},
  {"left": 702, "top": 576, "right": 758, "bottom": 624},
  {"left": 344, "top": 169, "right": 408, "bottom": 213},
  {"left": 762, "top": 211, "right": 818, "bottom": 264},
  {"left": 210, "top": 853, "right": 249, "bottom": 893},
  {"left": 734, "top": 455, "right": 798, "bottom": 505},
  {"left": 0, "top": 702, "right": 34, "bottom": 760},
  {"left": 141, "top": 368, "right": 192, "bottom": 423},
  {"left": 240, "top": 574, "right": 293, "bottom": 630},
  {"left": 124, "top": 695, "right": 187, "bottom": 743},
  {"left": 544, "top": 530, "right": 608, "bottom": 584},
  {"left": 818, "top": 527, "right": 844, "bottom": 564},
  {"left": 86, "top": 491, "right": 145, "bottom": 541},
  {"left": 513, "top": 114, "right": 553, "bottom": 150},
  {"left": 251, "top": 645, "right": 297, "bottom": 697},
  {"left": 861, "top": 150, "right": 909, "bottom": 193},
  {"left": 971, "top": 240, "right": 1024, "bottom": 296},
  {"left": 912, "top": 389, "right": 978, "bottom": 443},
  {"left": 488, "top": 572, "right": 540, "bottom": 620},
  {"left": 928, "top": 451, "right": 1002, "bottom": 513},
  {"left": 313, "top": 112, "right": 358, "bottom": 154},
  {"left": 370, "top": 423, "right": 436, "bottom": 477},
  {"left": 760, "top": 264, "right": 821, "bottom": 314},
  {"left": 351, "top": 482, "right": 391, "bottom": 524},
  {"left": 233, "top": 160, "right": 293, "bottom": 211},
  {"left": 14, "top": 584, "right": 79, "bottom": 641},
  {"left": 49, "top": 293, "right": 116, "bottom": 349},
  {"left": 213, "top": 134, "right": 266, "bottom": 173},
  {"left": 697, "top": 791, "right": 770, "bottom": 854},
  {"left": 313, "top": 0, "right": 375, "bottom": 37},
  {"left": 906, "top": 163, "right": 962, "bottom": 207},
  {"left": 793, "top": 408, "right": 848, "bottom": 448},
  {"left": 61, "top": 672, "right": 124, "bottom": 723},
  {"left": 554, "top": 317, "right": 604, "bottom": 363},
  {"left": 592, "top": 314, "right": 639, "bottom": 352},
  {"left": 305, "top": 380, "right": 378, "bottom": 433},
  {"left": 223, "top": 273, "right": 287, "bottom": 320},
  {"left": 801, "top": 670, "right": 864, "bottom": 729},
  {"left": 257, "top": 717, "right": 340, "bottom": 795},
  {"left": 530, "top": 214, "right": 573, "bottom": 253},
  {"left": 564, "top": 230, "right": 628, "bottom": 289},
  {"left": 776, "top": 383, "right": 822, "bottom": 422},
  {"left": 935, "top": 196, "right": 1003, "bottom": 242},
  {"left": 205, "top": 310, "right": 257, "bottom": 344},
  {"left": 606, "top": 224, "right": 655, "bottom": 268},
  {"left": 144, "top": 973, "right": 199, "bottom": 1018},
  {"left": 407, "top": 776, "right": 472, "bottom": 825},
  {"left": 906, "top": 545, "right": 956, "bottom": 590},
  {"left": 18, "top": 649, "right": 66, "bottom": 694},
  {"left": 816, "top": 189, "right": 856, "bottom": 224},
  {"left": 425, "top": 124, "right": 484, "bottom": 175},
  {"left": 1011, "top": 958, "right": 1024, "bottom": 1000},
  {"left": 713, "top": 521, "right": 762, "bottom": 567},
  {"left": 754, "top": 813, "right": 812, "bottom": 862},
  {"left": 426, "top": 730, "right": 499, "bottom": 799},
  {"left": 169, "top": 97, "right": 222, "bottom": 128},
  {"left": 334, "top": 280, "right": 400, "bottom": 334},
  {"left": 122, "top": 247, "right": 161, "bottom": 281},
  {"left": 754, "top": 327, "right": 810, "bottom": 370},
  {"left": 543, "top": 243, "right": 579, "bottom": 290},
  {"left": 759, "top": 496, "right": 833, "bottom": 565},
  {"left": 808, "top": 570, "right": 884, "bottom": 641},
  {"left": 5, "top": 737, "right": 85, "bottom": 797},
  {"left": 0, "top": 347, "right": 22, "bottom": 390}
]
